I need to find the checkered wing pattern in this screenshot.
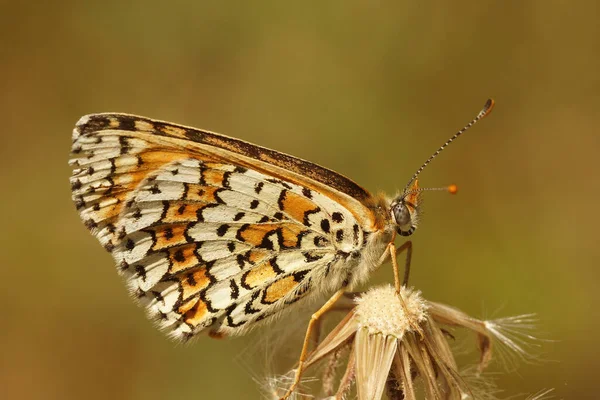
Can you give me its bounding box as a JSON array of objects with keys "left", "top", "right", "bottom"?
[{"left": 70, "top": 114, "right": 372, "bottom": 340}]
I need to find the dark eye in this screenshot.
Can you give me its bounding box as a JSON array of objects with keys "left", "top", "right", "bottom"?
[{"left": 393, "top": 202, "right": 411, "bottom": 227}]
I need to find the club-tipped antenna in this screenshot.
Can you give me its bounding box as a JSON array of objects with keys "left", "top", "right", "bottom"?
[
  {"left": 403, "top": 184, "right": 459, "bottom": 198},
  {"left": 402, "top": 99, "right": 495, "bottom": 195}
]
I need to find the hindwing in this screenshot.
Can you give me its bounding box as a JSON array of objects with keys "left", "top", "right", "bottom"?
[{"left": 70, "top": 114, "right": 383, "bottom": 339}]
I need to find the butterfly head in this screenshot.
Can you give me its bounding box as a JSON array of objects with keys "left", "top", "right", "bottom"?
[{"left": 391, "top": 179, "right": 421, "bottom": 237}]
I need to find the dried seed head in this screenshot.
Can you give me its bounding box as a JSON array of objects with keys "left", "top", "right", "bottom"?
[
  {"left": 275, "top": 285, "right": 545, "bottom": 400},
  {"left": 354, "top": 285, "right": 427, "bottom": 338}
]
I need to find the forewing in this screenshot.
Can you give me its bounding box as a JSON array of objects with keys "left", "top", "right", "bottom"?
[{"left": 70, "top": 114, "right": 375, "bottom": 340}]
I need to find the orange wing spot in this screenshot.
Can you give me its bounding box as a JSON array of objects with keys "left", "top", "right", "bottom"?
[
  {"left": 168, "top": 243, "right": 200, "bottom": 273},
  {"left": 202, "top": 169, "right": 226, "bottom": 187},
  {"left": 203, "top": 162, "right": 227, "bottom": 170},
  {"left": 183, "top": 299, "right": 209, "bottom": 326},
  {"left": 243, "top": 261, "right": 279, "bottom": 288},
  {"left": 263, "top": 276, "right": 298, "bottom": 304},
  {"left": 237, "top": 223, "right": 306, "bottom": 249},
  {"left": 181, "top": 267, "right": 211, "bottom": 300},
  {"left": 237, "top": 224, "right": 277, "bottom": 247},
  {"left": 163, "top": 202, "right": 203, "bottom": 223},
  {"left": 138, "top": 150, "right": 189, "bottom": 166},
  {"left": 186, "top": 185, "right": 220, "bottom": 203},
  {"left": 152, "top": 224, "right": 189, "bottom": 250},
  {"left": 178, "top": 297, "right": 198, "bottom": 314},
  {"left": 247, "top": 249, "right": 270, "bottom": 264},
  {"left": 280, "top": 191, "right": 318, "bottom": 223},
  {"left": 281, "top": 223, "right": 307, "bottom": 248}
]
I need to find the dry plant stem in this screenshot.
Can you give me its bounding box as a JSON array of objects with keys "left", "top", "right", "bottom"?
[
  {"left": 424, "top": 334, "right": 470, "bottom": 399},
  {"left": 423, "top": 335, "right": 468, "bottom": 398},
  {"left": 335, "top": 346, "right": 356, "bottom": 400},
  {"left": 402, "top": 333, "right": 442, "bottom": 399},
  {"left": 418, "top": 337, "right": 444, "bottom": 399},
  {"left": 322, "top": 345, "right": 346, "bottom": 396},
  {"left": 400, "top": 318, "right": 472, "bottom": 399},
  {"left": 280, "top": 289, "right": 346, "bottom": 400},
  {"left": 425, "top": 318, "right": 458, "bottom": 369},
  {"left": 393, "top": 348, "right": 416, "bottom": 400},
  {"left": 385, "top": 365, "right": 405, "bottom": 400}
]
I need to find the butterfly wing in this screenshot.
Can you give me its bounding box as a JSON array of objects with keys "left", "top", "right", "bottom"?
[{"left": 70, "top": 114, "right": 387, "bottom": 340}]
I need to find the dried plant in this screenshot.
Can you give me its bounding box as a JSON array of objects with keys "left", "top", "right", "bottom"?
[{"left": 266, "top": 285, "right": 544, "bottom": 400}]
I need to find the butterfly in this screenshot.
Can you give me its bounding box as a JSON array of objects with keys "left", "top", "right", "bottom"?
[{"left": 69, "top": 100, "right": 493, "bottom": 346}]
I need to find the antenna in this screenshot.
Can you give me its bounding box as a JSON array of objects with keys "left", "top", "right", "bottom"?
[
  {"left": 402, "top": 99, "right": 495, "bottom": 194},
  {"left": 402, "top": 184, "right": 459, "bottom": 198}
]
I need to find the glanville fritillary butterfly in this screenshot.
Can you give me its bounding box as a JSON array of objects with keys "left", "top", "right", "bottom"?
[{"left": 69, "top": 100, "right": 493, "bottom": 396}]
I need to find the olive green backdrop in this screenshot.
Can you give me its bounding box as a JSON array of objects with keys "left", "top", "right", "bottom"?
[{"left": 1, "top": 2, "right": 598, "bottom": 399}]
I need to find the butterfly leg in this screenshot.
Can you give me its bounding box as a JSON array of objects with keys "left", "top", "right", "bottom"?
[
  {"left": 280, "top": 289, "right": 346, "bottom": 400},
  {"left": 387, "top": 241, "right": 423, "bottom": 337},
  {"left": 387, "top": 240, "right": 413, "bottom": 292},
  {"left": 375, "top": 240, "right": 413, "bottom": 290},
  {"left": 311, "top": 295, "right": 356, "bottom": 347}
]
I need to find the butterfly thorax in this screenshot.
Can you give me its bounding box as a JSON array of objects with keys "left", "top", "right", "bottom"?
[{"left": 339, "top": 192, "right": 397, "bottom": 289}]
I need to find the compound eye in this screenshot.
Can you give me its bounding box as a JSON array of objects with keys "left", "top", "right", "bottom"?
[{"left": 393, "top": 202, "right": 411, "bottom": 227}]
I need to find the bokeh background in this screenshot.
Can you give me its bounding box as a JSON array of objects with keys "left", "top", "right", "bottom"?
[{"left": 1, "top": 2, "right": 598, "bottom": 399}]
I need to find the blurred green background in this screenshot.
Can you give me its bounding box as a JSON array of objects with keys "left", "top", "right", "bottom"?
[{"left": 1, "top": 1, "right": 598, "bottom": 399}]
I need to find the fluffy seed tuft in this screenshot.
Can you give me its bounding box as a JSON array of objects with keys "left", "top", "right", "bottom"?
[{"left": 354, "top": 285, "right": 427, "bottom": 338}]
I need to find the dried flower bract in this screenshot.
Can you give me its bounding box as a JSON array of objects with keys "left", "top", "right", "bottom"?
[{"left": 273, "top": 285, "right": 541, "bottom": 400}]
